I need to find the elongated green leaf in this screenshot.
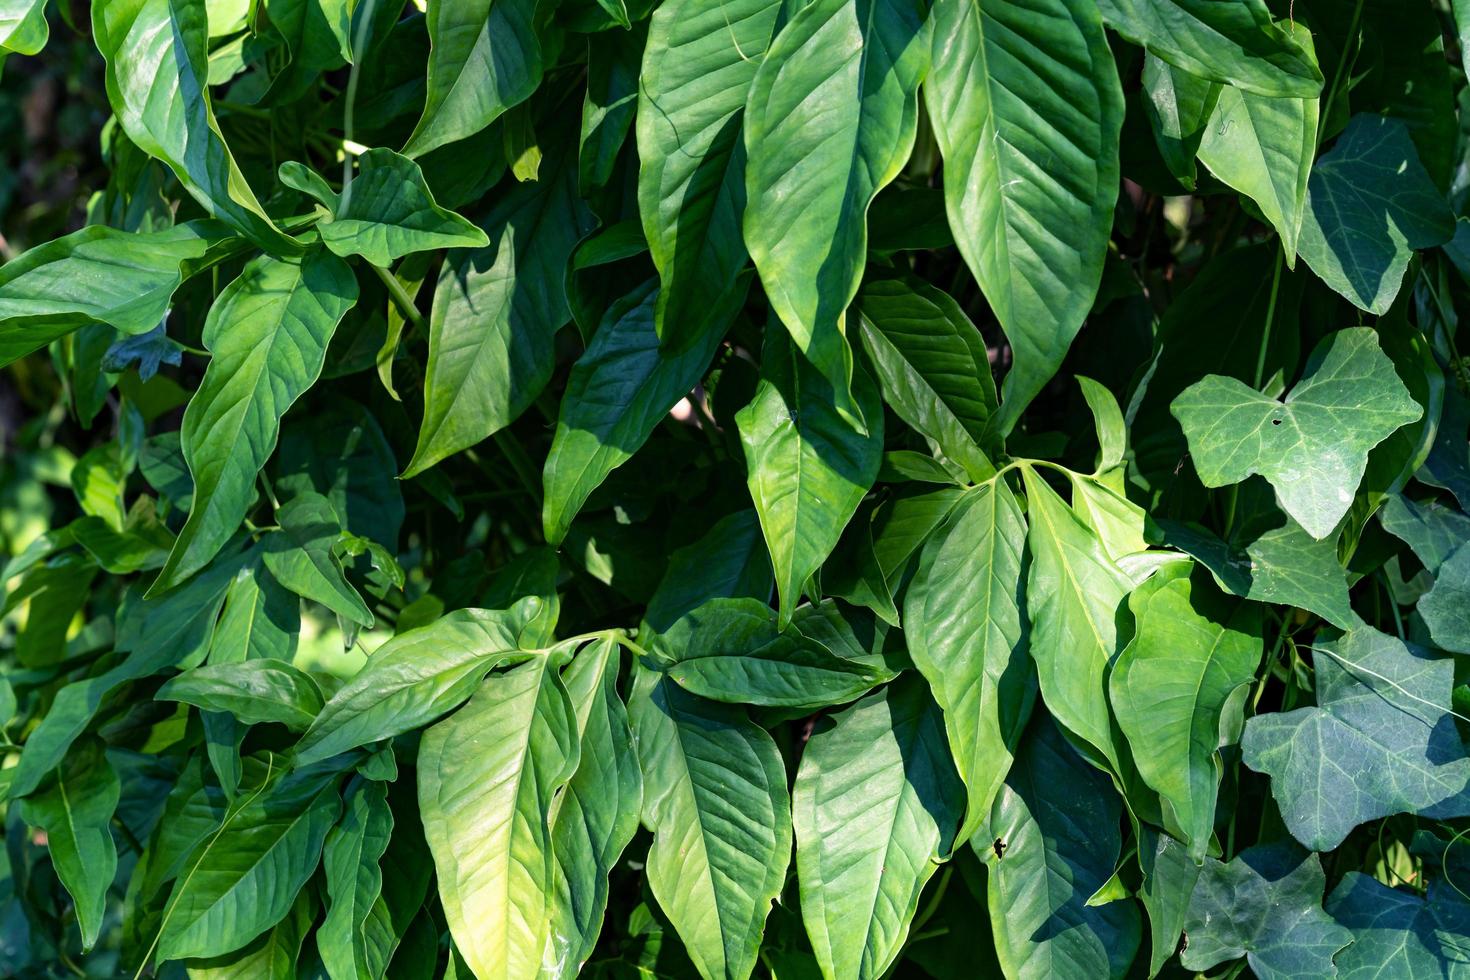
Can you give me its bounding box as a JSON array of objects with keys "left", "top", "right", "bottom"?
[
  {"left": 1109, "top": 562, "right": 1261, "bottom": 861},
  {"left": 1097, "top": 0, "right": 1323, "bottom": 97},
  {"left": 155, "top": 251, "right": 358, "bottom": 591},
  {"left": 904, "top": 480, "right": 1033, "bottom": 844},
  {"left": 742, "top": 0, "right": 930, "bottom": 418},
  {"left": 542, "top": 280, "right": 735, "bottom": 545},
  {"left": 1241, "top": 627, "right": 1470, "bottom": 851},
  {"left": 737, "top": 329, "right": 881, "bottom": 625},
  {"left": 18, "top": 739, "right": 119, "bottom": 951},
  {"left": 260, "top": 0, "right": 352, "bottom": 104},
  {"left": 401, "top": 0, "right": 540, "bottom": 158},
  {"left": 926, "top": 0, "right": 1123, "bottom": 435},
  {"left": 637, "top": 0, "right": 781, "bottom": 348},
  {"left": 856, "top": 273, "right": 996, "bottom": 481},
  {"left": 183, "top": 889, "right": 312, "bottom": 980},
  {"left": 92, "top": 0, "right": 297, "bottom": 252},
  {"left": 406, "top": 150, "right": 592, "bottom": 476},
  {"left": 1141, "top": 55, "right": 1219, "bottom": 189},
  {"left": 1418, "top": 542, "right": 1470, "bottom": 655},
  {"left": 1172, "top": 327, "right": 1422, "bottom": 540},
  {"left": 1326, "top": 873, "right": 1470, "bottom": 980},
  {"left": 295, "top": 600, "right": 545, "bottom": 766},
  {"left": 157, "top": 659, "right": 325, "bottom": 731},
  {"left": 420, "top": 652, "right": 579, "bottom": 980},
  {"left": 1021, "top": 466, "right": 1131, "bottom": 771},
  {"left": 1297, "top": 114, "right": 1456, "bottom": 314},
  {"left": 0, "top": 221, "right": 235, "bottom": 367},
  {"left": 319, "top": 778, "right": 396, "bottom": 980},
  {"left": 261, "top": 492, "right": 373, "bottom": 628},
  {"left": 1182, "top": 843, "right": 1351, "bottom": 980},
  {"left": 794, "top": 676, "right": 964, "bottom": 980},
  {"left": 579, "top": 25, "right": 642, "bottom": 192},
  {"left": 629, "top": 667, "right": 791, "bottom": 980},
  {"left": 981, "top": 714, "right": 1141, "bottom": 980},
  {"left": 643, "top": 510, "right": 773, "bottom": 634},
  {"left": 280, "top": 149, "right": 487, "bottom": 267},
  {"left": 1137, "top": 829, "right": 1199, "bottom": 979},
  {"left": 207, "top": 563, "right": 300, "bottom": 665}
]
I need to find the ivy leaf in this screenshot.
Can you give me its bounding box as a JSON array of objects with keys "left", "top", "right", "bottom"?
[
  {"left": 419, "top": 651, "right": 580, "bottom": 980},
  {"left": 1418, "top": 543, "right": 1470, "bottom": 655},
  {"left": 1141, "top": 55, "right": 1219, "bottom": 189},
  {"left": 156, "top": 659, "right": 325, "bottom": 732},
  {"left": 261, "top": 493, "right": 374, "bottom": 629},
  {"left": 742, "top": 0, "right": 930, "bottom": 421},
  {"left": 1171, "top": 327, "right": 1422, "bottom": 540},
  {"left": 736, "top": 329, "right": 882, "bottom": 626},
  {"left": 1378, "top": 493, "right": 1470, "bottom": 575},
  {"left": 904, "top": 479, "right": 1033, "bottom": 845},
  {"left": 1326, "top": 872, "right": 1470, "bottom": 979},
  {"left": 154, "top": 251, "right": 359, "bottom": 592},
  {"left": 793, "top": 676, "right": 965, "bottom": 980},
  {"left": 1297, "top": 114, "right": 1456, "bottom": 315},
  {"left": 279, "top": 149, "right": 487, "bottom": 268},
  {"left": 629, "top": 667, "right": 792, "bottom": 980},
  {"left": 1241, "top": 627, "right": 1470, "bottom": 851},
  {"left": 1109, "top": 562, "right": 1262, "bottom": 861},
  {"left": 925, "top": 0, "right": 1123, "bottom": 435},
  {"left": 1096, "top": 0, "right": 1323, "bottom": 97},
  {"left": 636, "top": 0, "right": 781, "bottom": 350},
  {"left": 1181, "top": 843, "right": 1352, "bottom": 980}
]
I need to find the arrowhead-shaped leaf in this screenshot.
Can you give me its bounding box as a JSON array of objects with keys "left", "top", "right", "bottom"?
[{"left": 261, "top": 493, "right": 373, "bottom": 629}]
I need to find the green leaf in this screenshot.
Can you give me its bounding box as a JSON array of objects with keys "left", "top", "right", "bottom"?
[
  {"left": 207, "top": 563, "right": 300, "bottom": 665},
  {"left": 279, "top": 149, "right": 488, "bottom": 267},
  {"left": 277, "top": 399, "right": 405, "bottom": 549},
  {"left": 1096, "top": 0, "right": 1323, "bottom": 97},
  {"left": 736, "top": 328, "right": 882, "bottom": 625},
  {"left": 658, "top": 597, "right": 894, "bottom": 711},
  {"left": 1109, "top": 562, "right": 1261, "bottom": 861},
  {"left": 1077, "top": 377, "right": 1126, "bottom": 475},
  {"left": 1419, "top": 543, "right": 1470, "bottom": 655},
  {"left": 1140, "top": 55, "right": 1219, "bottom": 189},
  {"left": 294, "top": 599, "right": 546, "bottom": 766},
  {"left": 419, "top": 651, "right": 580, "bottom": 980},
  {"left": 261, "top": 0, "right": 352, "bottom": 104},
  {"left": 156, "top": 659, "right": 325, "bottom": 731},
  {"left": 401, "top": 0, "right": 540, "bottom": 158},
  {"left": 1171, "top": 327, "right": 1423, "bottom": 540},
  {"left": 406, "top": 150, "right": 592, "bottom": 477},
  {"left": 0, "top": 0, "right": 47, "bottom": 56},
  {"left": 629, "top": 667, "right": 792, "bottom": 980},
  {"left": 1021, "top": 466, "right": 1131, "bottom": 771},
  {"left": 636, "top": 0, "right": 781, "bottom": 349},
  {"left": 546, "top": 637, "right": 643, "bottom": 976},
  {"left": 793, "top": 676, "right": 965, "bottom": 980},
  {"left": 1326, "top": 872, "right": 1470, "bottom": 980},
  {"left": 579, "top": 24, "right": 642, "bottom": 193},
  {"left": 319, "top": 778, "right": 396, "bottom": 980},
  {"left": 261, "top": 492, "right": 374, "bottom": 628},
  {"left": 183, "top": 888, "right": 313, "bottom": 980},
  {"left": 0, "top": 221, "right": 232, "bottom": 367},
  {"left": 925, "top": 0, "right": 1123, "bottom": 435},
  {"left": 1378, "top": 493, "right": 1470, "bottom": 575},
  {"left": 1241, "top": 627, "right": 1470, "bottom": 851},
  {"left": 92, "top": 0, "right": 298, "bottom": 252},
  {"left": 17, "top": 739, "right": 119, "bottom": 951},
  {"left": 856, "top": 273, "right": 997, "bottom": 481},
  {"left": 157, "top": 763, "right": 341, "bottom": 960},
  {"left": 904, "top": 480, "right": 1033, "bottom": 844},
  {"left": 155, "top": 251, "right": 359, "bottom": 591},
  {"left": 643, "top": 510, "right": 773, "bottom": 634},
  {"left": 542, "top": 280, "right": 736, "bottom": 545},
  {"left": 1181, "top": 843, "right": 1351, "bottom": 980},
  {"left": 1297, "top": 114, "right": 1456, "bottom": 315},
  {"left": 981, "top": 713, "right": 1141, "bottom": 980},
  {"left": 742, "top": 0, "right": 930, "bottom": 419},
  {"left": 1136, "top": 829, "right": 1199, "bottom": 979}
]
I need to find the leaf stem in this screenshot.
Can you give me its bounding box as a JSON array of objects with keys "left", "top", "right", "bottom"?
[
  {"left": 1316, "top": 0, "right": 1365, "bottom": 149},
  {"left": 370, "top": 262, "right": 427, "bottom": 333}
]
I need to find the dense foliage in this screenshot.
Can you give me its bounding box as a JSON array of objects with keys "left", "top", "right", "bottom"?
[{"left": 4, "top": 0, "right": 1470, "bottom": 976}]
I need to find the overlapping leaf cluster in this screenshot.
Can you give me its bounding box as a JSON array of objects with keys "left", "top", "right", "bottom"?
[{"left": 3, "top": 0, "right": 1470, "bottom": 977}]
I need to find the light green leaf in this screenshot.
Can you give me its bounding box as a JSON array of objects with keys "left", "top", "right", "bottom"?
[
  {"left": 71, "top": 510, "right": 173, "bottom": 575},
  {"left": 261, "top": 492, "right": 373, "bottom": 628},
  {"left": 1297, "top": 114, "right": 1456, "bottom": 315},
  {"left": 319, "top": 778, "right": 396, "bottom": 980},
  {"left": 1077, "top": 377, "right": 1126, "bottom": 475},
  {"left": 1141, "top": 55, "right": 1219, "bottom": 189},
  {"left": 157, "top": 659, "right": 325, "bottom": 731},
  {"left": 261, "top": 0, "right": 352, "bottom": 104},
  {"left": 0, "top": 0, "right": 47, "bottom": 56},
  {"left": 280, "top": 149, "right": 487, "bottom": 267},
  {"left": 1241, "top": 627, "right": 1470, "bottom": 851},
  {"left": 207, "top": 563, "right": 300, "bottom": 665},
  {"left": 1096, "top": 0, "right": 1323, "bottom": 97},
  {"left": 1419, "top": 543, "right": 1470, "bottom": 655},
  {"left": 904, "top": 480, "right": 1033, "bottom": 844},
  {"left": 406, "top": 150, "right": 592, "bottom": 477},
  {"left": 1326, "top": 872, "right": 1470, "bottom": 980},
  {"left": 294, "top": 599, "right": 546, "bottom": 766},
  {"left": 629, "top": 667, "right": 792, "bottom": 980},
  {"left": 401, "top": 0, "right": 540, "bottom": 158},
  {"left": 92, "top": 0, "right": 297, "bottom": 252},
  {"left": 183, "top": 888, "right": 313, "bottom": 980},
  {"left": 18, "top": 739, "right": 119, "bottom": 951},
  {"left": 155, "top": 251, "right": 359, "bottom": 591},
  {"left": 742, "top": 0, "right": 930, "bottom": 419},
  {"left": 856, "top": 273, "right": 997, "bottom": 481},
  {"left": 1182, "top": 843, "right": 1351, "bottom": 980},
  {"left": 926, "top": 0, "right": 1123, "bottom": 435},
  {"left": 736, "top": 328, "right": 882, "bottom": 626},
  {"left": 636, "top": 0, "right": 781, "bottom": 349},
  {"left": 1109, "top": 562, "right": 1261, "bottom": 861},
  {"left": 794, "top": 676, "right": 964, "bottom": 980},
  {"left": 1171, "top": 327, "right": 1422, "bottom": 540},
  {"left": 1137, "top": 829, "right": 1199, "bottom": 979},
  {"left": 419, "top": 651, "right": 579, "bottom": 980}
]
